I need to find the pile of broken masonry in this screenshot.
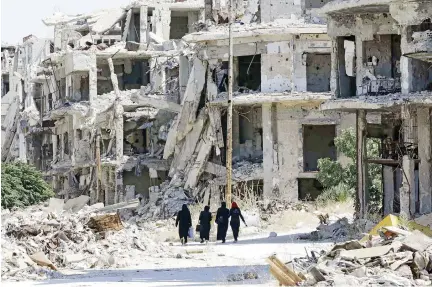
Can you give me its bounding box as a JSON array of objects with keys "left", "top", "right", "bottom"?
[
  {"left": 288, "top": 227, "right": 432, "bottom": 286},
  {"left": 1, "top": 199, "right": 174, "bottom": 281}
]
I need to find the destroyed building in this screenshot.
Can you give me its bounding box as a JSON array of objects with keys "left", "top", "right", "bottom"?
[
  {"left": 320, "top": 0, "right": 432, "bottom": 218},
  {"left": 4, "top": 0, "right": 410, "bottom": 213},
  {"left": 171, "top": 0, "right": 359, "bottom": 203}
]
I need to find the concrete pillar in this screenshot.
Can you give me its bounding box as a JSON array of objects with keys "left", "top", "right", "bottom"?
[
  {"left": 383, "top": 166, "right": 394, "bottom": 216},
  {"left": 355, "top": 37, "right": 363, "bottom": 96},
  {"left": 88, "top": 53, "right": 97, "bottom": 103},
  {"left": 64, "top": 175, "right": 70, "bottom": 200},
  {"left": 293, "top": 51, "right": 306, "bottom": 92},
  {"left": 204, "top": 0, "right": 212, "bottom": 21},
  {"left": 155, "top": 6, "right": 171, "bottom": 41},
  {"left": 232, "top": 110, "right": 240, "bottom": 156},
  {"left": 330, "top": 37, "right": 339, "bottom": 98},
  {"left": 60, "top": 133, "right": 65, "bottom": 160},
  {"left": 140, "top": 6, "right": 148, "bottom": 44},
  {"left": 150, "top": 58, "right": 163, "bottom": 93},
  {"left": 417, "top": 107, "right": 432, "bottom": 214},
  {"left": 115, "top": 106, "right": 124, "bottom": 162},
  {"left": 188, "top": 12, "right": 199, "bottom": 33},
  {"left": 356, "top": 109, "right": 367, "bottom": 218},
  {"left": 179, "top": 56, "right": 189, "bottom": 102},
  {"left": 115, "top": 169, "right": 124, "bottom": 204},
  {"left": 233, "top": 57, "right": 239, "bottom": 91},
  {"left": 401, "top": 155, "right": 415, "bottom": 217},
  {"left": 18, "top": 132, "right": 27, "bottom": 162},
  {"left": 52, "top": 133, "right": 58, "bottom": 162},
  {"left": 275, "top": 106, "right": 298, "bottom": 202},
  {"left": 262, "top": 104, "right": 274, "bottom": 199},
  {"left": 401, "top": 27, "right": 413, "bottom": 95},
  {"left": 400, "top": 56, "right": 413, "bottom": 95}
]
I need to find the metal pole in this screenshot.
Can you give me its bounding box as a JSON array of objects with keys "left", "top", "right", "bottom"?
[
  {"left": 226, "top": 0, "right": 234, "bottom": 207},
  {"left": 95, "top": 129, "right": 102, "bottom": 202}
]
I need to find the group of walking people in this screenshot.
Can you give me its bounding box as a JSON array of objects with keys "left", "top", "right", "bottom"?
[{"left": 175, "top": 202, "right": 247, "bottom": 245}]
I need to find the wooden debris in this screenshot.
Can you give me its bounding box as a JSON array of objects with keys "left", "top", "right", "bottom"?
[
  {"left": 87, "top": 213, "right": 124, "bottom": 232},
  {"left": 267, "top": 255, "right": 304, "bottom": 286},
  {"left": 186, "top": 249, "right": 204, "bottom": 254}
]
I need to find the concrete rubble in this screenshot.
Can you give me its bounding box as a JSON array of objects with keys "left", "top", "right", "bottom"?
[
  {"left": 1, "top": 201, "right": 172, "bottom": 281},
  {"left": 1, "top": 0, "right": 432, "bottom": 283},
  {"left": 286, "top": 229, "right": 432, "bottom": 286}
]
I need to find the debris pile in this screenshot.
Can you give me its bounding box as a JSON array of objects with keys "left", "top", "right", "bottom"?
[
  {"left": 258, "top": 199, "right": 309, "bottom": 215},
  {"left": 1, "top": 201, "right": 171, "bottom": 281},
  {"left": 283, "top": 228, "right": 432, "bottom": 286},
  {"left": 132, "top": 179, "right": 193, "bottom": 220},
  {"left": 300, "top": 216, "right": 375, "bottom": 242}
]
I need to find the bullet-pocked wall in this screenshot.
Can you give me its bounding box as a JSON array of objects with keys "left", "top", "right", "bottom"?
[{"left": 306, "top": 53, "right": 331, "bottom": 92}]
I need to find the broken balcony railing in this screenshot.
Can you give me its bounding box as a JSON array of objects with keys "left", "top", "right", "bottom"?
[{"left": 358, "top": 78, "right": 401, "bottom": 97}]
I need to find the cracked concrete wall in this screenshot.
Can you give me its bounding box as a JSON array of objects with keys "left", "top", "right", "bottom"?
[
  {"left": 261, "top": 36, "right": 331, "bottom": 93},
  {"left": 260, "top": 0, "right": 302, "bottom": 23},
  {"left": 306, "top": 53, "right": 331, "bottom": 92},
  {"left": 261, "top": 41, "right": 292, "bottom": 93},
  {"left": 328, "top": 14, "right": 398, "bottom": 40}
]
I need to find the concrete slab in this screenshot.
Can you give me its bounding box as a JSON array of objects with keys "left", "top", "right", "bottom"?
[
  {"left": 339, "top": 243, "right": 400, "bottom": 260},
  {"left": 63, "top": 195, "right": 90, "bottom": 213},
  {"left": 47, "top": 198, "right": 65, "bottom": 214},
  {"left": 401, "top": 230, "right": 432, "bottom": 252}
]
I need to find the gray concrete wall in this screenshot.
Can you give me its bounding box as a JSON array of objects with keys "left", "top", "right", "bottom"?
[{"left": 306, "top": 53, "right": 331, "bottom": 92}]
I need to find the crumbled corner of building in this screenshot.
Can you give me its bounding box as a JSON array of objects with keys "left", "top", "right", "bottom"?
[{"left": 1, "top": 0, "right": 432, "bottom": 284}]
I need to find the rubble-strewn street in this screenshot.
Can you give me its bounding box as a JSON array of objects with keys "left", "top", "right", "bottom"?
[
  {"left": 2, "top": 0, "right": 432, "bottom": 285},
  {"left": 2, "top": 199, "right": 340, "bottom": 285}
]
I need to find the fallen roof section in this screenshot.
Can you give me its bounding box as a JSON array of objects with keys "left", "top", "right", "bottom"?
[
  {"left": 208, "top": 92, "right": 332, "bottom": 107},
  {"left": 91, "top": 8, "right": 126, "bottom": 34},
  {"left": 130, "top": 92, "right": 182, "bottom": 113}
]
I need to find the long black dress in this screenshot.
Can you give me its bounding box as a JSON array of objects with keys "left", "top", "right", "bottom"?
[
  {"left": 230, "top": 207, "right": 246, "bottom": 241},
  {"left": 176, "top": 204, "right": 192, "bottom": 243},
  {"left": 215, "top": 202, "right": 230, "bottom": 242},
  {"left": 199, "top": 206, "right": 212, "bottom": 241}
]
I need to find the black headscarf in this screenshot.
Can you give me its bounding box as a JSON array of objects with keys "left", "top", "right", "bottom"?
[
  {"left": 221, "top": 202, "right": 226, "bottom": 208},
  {"left": 204, "top": 205, "right": 210, "bottom": 212}
]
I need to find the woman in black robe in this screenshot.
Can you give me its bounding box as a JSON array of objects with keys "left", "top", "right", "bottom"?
[
  {"left": 199, "top": 205, "right": 212, "bottom": 243},
  {"left": 176, "top": 204, "right": 192, "bottom": 245},
  {"left": 215, "top": 202, "right": 230, "bottom": 243},
  {"left": 229, "top": 201, "right": 247, "bottom": 242}
]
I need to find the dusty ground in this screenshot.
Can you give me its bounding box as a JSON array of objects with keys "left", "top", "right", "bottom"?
[
  {"left": 2, "top": 228, "right": 334, "bottom": 287},
  {"left": 2, "top": 201, "right": 354, "bottom": 287}
]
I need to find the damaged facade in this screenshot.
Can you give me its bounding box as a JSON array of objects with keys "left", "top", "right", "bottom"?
[
  {"left": 4, "top": 0, "right": 429, "bottom": 218},
  {"left": 320, "top": 0, "right": 432, "bottom": 217}
]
